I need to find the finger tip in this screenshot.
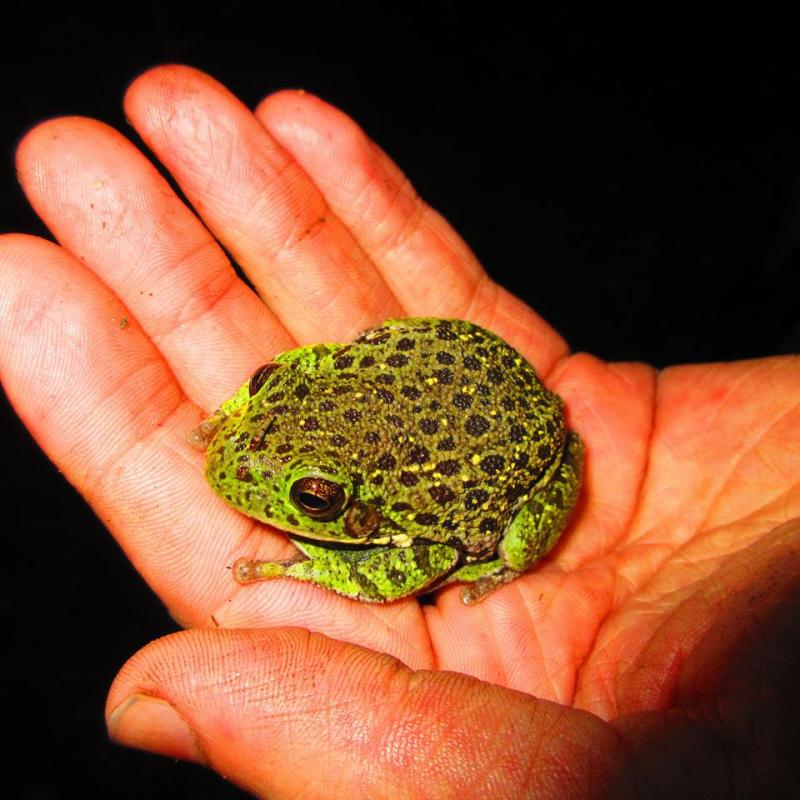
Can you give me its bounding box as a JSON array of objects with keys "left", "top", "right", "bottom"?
[
  {"left": 15, "top": 115, "right": 72, "bottom": 176},
  {"left": 254, "top": 89, "right": 372, "bottom": 182},
  {"left": 255, "top": 87, "right": 315, "bottom": 116},
  {"left": 126, "top": 62, "right": 203, "bottom": 93},
  {"left": 15, "top": 115, "right": 120, "bottom": 195},
  {"left": 17, "top": 114, "right": 103, "bottom": 153},
  {"left": 124, "top": 64, "right": 230, "bottom": 119},
  {"left": 124, "top": 65, "right": 250, "bottom": 152},
  {"left": 107, "top": 693, "right": 207, "bottom": 764},
  {"left": 123, "top": 64, "right": 181, "bottom": 123},
  {"left": 0, "top": 232, "right": 53, "bottom": 264},
  {"left": 255, "top": 88, "right": 348, "bottom": 137}
]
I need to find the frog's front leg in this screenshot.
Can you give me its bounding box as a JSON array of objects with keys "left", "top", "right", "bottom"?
[
  {"left": 452, "top": 431, "right": 584, "bottom": 604},
  {"left": 233, "top": 539, "right": 460, "bottom": 602}
]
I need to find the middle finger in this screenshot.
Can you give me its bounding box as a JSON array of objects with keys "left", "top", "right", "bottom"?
[{"left": 124, "top": 65, "right": 402, "bottom": 342}]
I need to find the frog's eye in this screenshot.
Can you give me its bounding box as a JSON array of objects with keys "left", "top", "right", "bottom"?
[
  {"left": 248, "top": 362, "right": 281, "bottom": 396},
  {"left": 289, "top": 477, "right": 347, "bottom": 520}
]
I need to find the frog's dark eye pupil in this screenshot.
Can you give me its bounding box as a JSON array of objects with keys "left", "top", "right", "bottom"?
[
  {"left": 248, "top": 362, "right": 281, "bottom": 396},
  {"left": 297, "top": 492, "right": 328, "bottom": 511},
  {"left": 290, "top": 477, "right": 346, "bottom": 520}
]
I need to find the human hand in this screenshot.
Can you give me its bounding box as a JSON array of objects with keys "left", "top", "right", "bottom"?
[{"left": 2, "top": 65, "right": 798, "bottom": 799}]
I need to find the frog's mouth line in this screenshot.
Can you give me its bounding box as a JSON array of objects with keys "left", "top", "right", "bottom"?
[
  {"left": 282, "top": 530, "right": 378, "bottom": 550},
  {"left": 279, "top": 526, "right": 371, "bottom": 546},
  {"left": 274, "top": 527, "right": 417, "bottom": 550},
  {"left": 272, "top": 524, "right": 481, "bottom": 557}
]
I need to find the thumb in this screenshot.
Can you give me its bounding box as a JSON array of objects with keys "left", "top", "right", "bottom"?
[{"left": 106, "top": 628, "right": 621, "bottom": 799}]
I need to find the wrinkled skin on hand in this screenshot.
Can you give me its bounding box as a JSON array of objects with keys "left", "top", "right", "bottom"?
[{"left": 1, "top": 65, "right": 798, "bottom": 799}]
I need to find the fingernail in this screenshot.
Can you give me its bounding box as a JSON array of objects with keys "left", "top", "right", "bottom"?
[{"left": 108, "top": 693, "right": 206, "bottom": 764}]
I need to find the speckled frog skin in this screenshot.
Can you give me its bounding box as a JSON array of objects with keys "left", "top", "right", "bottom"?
[{"left": 201, "top": 318, "right": 583, "bottom": 604}]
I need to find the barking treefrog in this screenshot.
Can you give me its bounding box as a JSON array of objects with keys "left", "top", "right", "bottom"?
[{"left": 194, "top": 318, "right": 583, "bottom": 604}]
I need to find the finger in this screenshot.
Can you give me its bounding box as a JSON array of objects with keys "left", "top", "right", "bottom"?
[
  {"left": 16, "top": 116, "right": 288, "bottom": 412},
  {"left": 0, "top": 234, "right": 255, "bottom": 624},
  {"left": 124, "top": 65, "right": 402, "bottom": 343},
  {"left": 107, "top": 628, "right": 622, "bottom": 800},
  {"left": 0, "top": 234, "right": 433, "bottom": 663},
  {"left": 255, "top": 89, "right": 569, "bottom": 372},
  {"left": 209, "top": 573, "right": 431, "bottom": 671}
]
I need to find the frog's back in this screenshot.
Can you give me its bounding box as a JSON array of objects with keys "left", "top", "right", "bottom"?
[{"left": 310, "top": 318, "right": 567, "bottom": 554}]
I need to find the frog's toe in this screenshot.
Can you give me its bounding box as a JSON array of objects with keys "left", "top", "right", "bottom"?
[
  {"left": 232, "top": 557, "right": 290, "bottom": 583},
  {"left": 459, "top": 568, "right": 524, "bottom": 604}
]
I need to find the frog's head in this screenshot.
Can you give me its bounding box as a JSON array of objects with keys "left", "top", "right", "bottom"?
[
  {"left": 206, "top": 423, "right": 384, "bottom": 546},
  {"left": 206, "top": 356, "right": 389, "bottom": 543},
  {"left": 241, "top": 457, "right": 385, "bottom": 544}
]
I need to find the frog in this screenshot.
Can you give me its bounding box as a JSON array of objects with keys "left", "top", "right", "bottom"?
[{"left": 196, "top": 318, "right": 583, "bottom": 605}]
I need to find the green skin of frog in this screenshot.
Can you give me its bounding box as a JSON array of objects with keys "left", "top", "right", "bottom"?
[{"left": 198, "top": 318, "right": 583, "bottom": 605}]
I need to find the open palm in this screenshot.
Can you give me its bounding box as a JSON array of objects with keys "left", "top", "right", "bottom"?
[{"left": 2, "top": 66, "right": 798, "bottom": 799}]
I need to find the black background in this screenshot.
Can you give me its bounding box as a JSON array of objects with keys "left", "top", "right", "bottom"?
[{"left": 2, "top": 5, "right": 798, "bottom": 798}]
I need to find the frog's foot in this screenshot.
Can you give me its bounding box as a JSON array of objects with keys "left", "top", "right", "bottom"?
[
  {"left": 186, "top": 414, "right": 225, "bottom": 450},
  {"left": 232, "top": 557, "right": 293, "bottom": 583},
  {"left": 233, "top": 540, "right": 460, "bottom": 603},
  {"left": 440, "top": 558, "right": 524, "bottom": 605}
]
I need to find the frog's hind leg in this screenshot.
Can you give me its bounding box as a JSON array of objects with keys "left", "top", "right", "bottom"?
[
  {"left": 451, "top": 431, "right": 584, "bottom": 605},
  {"left": 233, "top": 540, "right": 460, "bottom": 603}
]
